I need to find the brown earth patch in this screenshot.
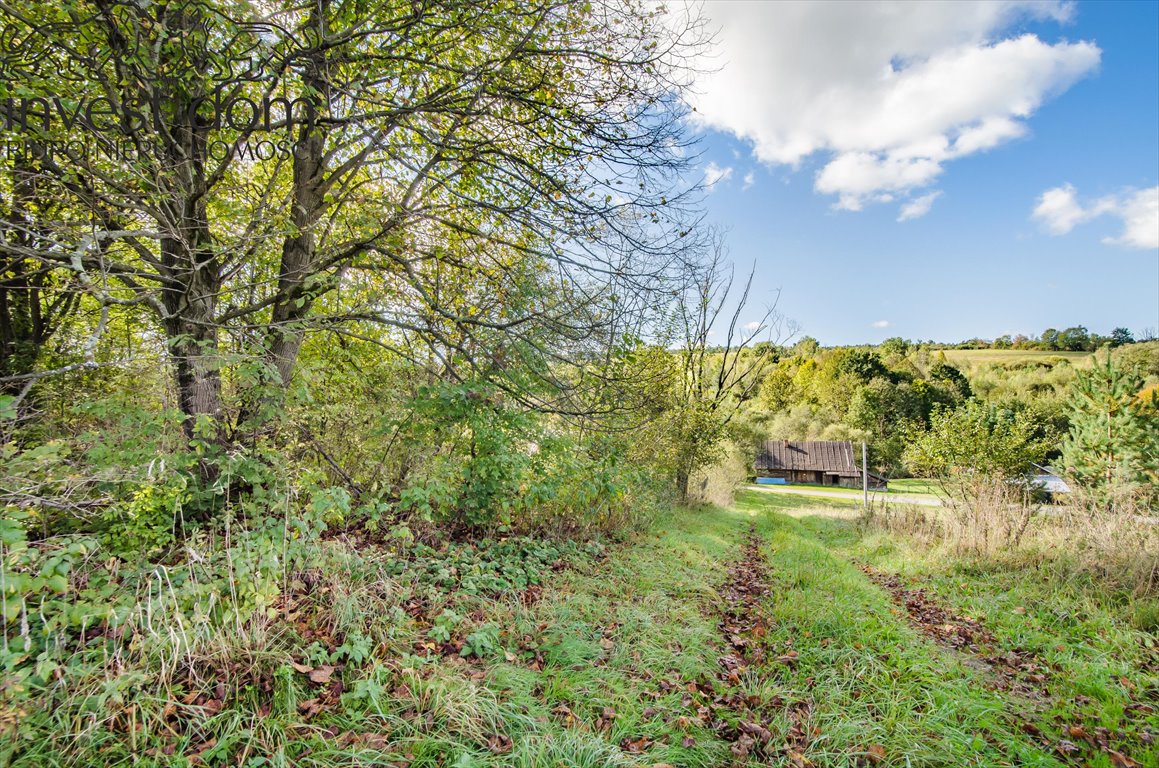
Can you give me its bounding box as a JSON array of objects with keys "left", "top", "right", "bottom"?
[{"left": 695, "top": 524, "right": 814, "bottom": 765}]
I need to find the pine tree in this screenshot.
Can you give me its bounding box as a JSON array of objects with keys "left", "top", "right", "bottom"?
[{"left": 1060, "top": 353, "right": 1158, "bottom": 504}]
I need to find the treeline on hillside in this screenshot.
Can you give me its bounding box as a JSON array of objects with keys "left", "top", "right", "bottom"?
[
  {"left": 935, "top": 325, "right": 1147, "bottom": 352},
  {"left": 741, "top": 338, "right": 998, "bottom": 473}
]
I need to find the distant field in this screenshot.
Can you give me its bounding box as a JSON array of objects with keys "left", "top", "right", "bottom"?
[
  {"left": 940, "top": 349, "right": 1094, "bottom": 367},
  {"left": 886, "top": 478, "right": 942, "bottom": 495},
  {"left": 753, "top": 479, "right": 941, "bottom": 497}
]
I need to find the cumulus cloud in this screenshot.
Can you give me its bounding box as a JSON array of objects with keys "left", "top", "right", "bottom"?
[
  {"left": 742, "top": 170, "right": 755, "bottom": 191},
  {"left": 1104, "top": 188, "right": 1159, "bottom": 249},
  {"left": 1032, "top": 183, "right": 1094, "bottom": 234},
  {"left": 680, "top": 1, "right": 1099, "bottom": 212},
  {"left": 898, "top": 191, "right": 943, "bottom": 221},
  {"left": 703, "top": 161, "right": 734, "bottom": 190},
  {"left": 872, "top": 320, "right": 891, "bottom": 329},
  {"left": 743, "top": 320, "right": 762, "bottom": 331},
  {"left": 1032, "top": 184, "right": 1158, "bottom": 249}
]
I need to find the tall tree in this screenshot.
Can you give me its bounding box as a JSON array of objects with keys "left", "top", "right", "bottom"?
[
  {"left": 0, "top": 0, "right": 706, "bottom": 437},
  {"left": 665, "top": 238, "right": 787, "bottom": 501}
]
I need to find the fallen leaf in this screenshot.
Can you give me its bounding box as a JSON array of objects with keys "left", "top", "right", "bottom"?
[
  {"left": 1107, "top": 751, "right": 1141, "bottom": 768},
  {"left": 487, "top": 733, "right": 513, "bottom": 753},
  {"left": 619, "top": 735, "right": 652, "bottom": 753},
  {"left": 308, "top": 665, "right": 335, "bottom": 684},
  {"left": 730, "top": 733, "right": 754, "bottom": 757}
]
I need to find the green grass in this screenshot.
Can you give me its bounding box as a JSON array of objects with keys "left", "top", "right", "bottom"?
[
  {"left": 6, "top": 491, "right": 1155, "bottom": 767},
  {"left": 940, "top": 349, "right": 1095, "bottom": 367},
  {"left": 751, "top": 479, "right": 941, "bottom": 497},
  {"left": 751, "top": 482, "right": 866, "bottom": 495},
  {"left": 884, "top": 478, "right": 943, "bottom": 496}
]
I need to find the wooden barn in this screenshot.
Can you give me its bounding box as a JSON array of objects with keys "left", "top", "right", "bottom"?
[{"left": 753, "top": 440, "right": 887, "bottom": 489}]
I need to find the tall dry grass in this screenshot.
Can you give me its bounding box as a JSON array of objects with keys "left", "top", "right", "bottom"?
[
  {"left": 688, "top": 444, "right": 751, "bottom": 507},
  {"left": 862, "top": 481, "right": 1159, "bottom": 596}
]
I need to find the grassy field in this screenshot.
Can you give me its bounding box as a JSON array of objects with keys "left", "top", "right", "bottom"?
[
  {"left": 752, "top": 479, "right": 942, "bottom": 497},
  {"left": 939, "top": 349, "right": 1095, "bottom": 367},
  {"left": 883, "top": 478, "right": 943, "bottom": 495},
  {"left": 6, "top": 492, "right": 1155, "bottom": 767}
]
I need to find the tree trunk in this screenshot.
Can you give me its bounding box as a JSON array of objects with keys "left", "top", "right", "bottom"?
[
  {"left": 156, "top": 94, "right": 221, "bottom": 437},
  {"left": 266, "top": 124, "right": 325, "bottom": 388},
  {"left": 161, "top": 237, "right": 222, "bottom": 438},
  {"left": 260, "top": 3, "right": 331, "bottom": 397},
  {"left": 676, "top": 465, "right": 691, "bottom": 504}
]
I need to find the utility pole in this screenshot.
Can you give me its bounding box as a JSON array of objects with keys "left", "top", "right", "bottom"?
[{"left": 862, "top": 441, "right": 869, "bottom": 510}]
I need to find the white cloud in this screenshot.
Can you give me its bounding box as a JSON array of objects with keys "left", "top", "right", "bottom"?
[
  {"left": 742, "top": 170, "right": 755, "bottom": 191},
  {"left": 1104, "top": 187, "right": 1159, "bottom": 249},
  {"left": 680, "top": 1, "right": 1099, "bottom": 211},
  {"left": 703, "top": 161, "right": 733, "bottom": 190},
  {"left": 1032, "top": 183, "right": 1091, "bottom": 234},
  {"left": 743, "top": 320, "right": 761, "bottom": 331},
  {"left": 898, "top": 191, "right": 943, "bottom": 221},
  {"left": 872, "top": 320, "right": 891, "bottom": 329},
  {"left": 1033, "top": 184, "right": 1158, "bottom": 248}
]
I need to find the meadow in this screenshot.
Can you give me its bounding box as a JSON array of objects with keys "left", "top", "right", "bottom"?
[{"left": 939, "top": 349, "right": 1096, "bottom": 368}]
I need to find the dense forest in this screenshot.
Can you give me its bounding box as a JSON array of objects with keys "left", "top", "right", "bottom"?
[{"left": 1, "top": 1, "right": 1157, "bottom": 766}]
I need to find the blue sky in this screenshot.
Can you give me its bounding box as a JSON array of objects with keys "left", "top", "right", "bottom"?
[{"left": 684, "top": 1, "right": 1158, "bottom": 345}]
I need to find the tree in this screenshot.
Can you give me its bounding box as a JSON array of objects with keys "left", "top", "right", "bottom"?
[
  {"left": 836, "top": 349, "right": 890, "bottom": 382},
  {"left": 1060, "top": 353, "right": 1158, "bottom": 504},
  {"left": 1109, "top": 327, "right": 1135, "bottom": 347},
  {"left": 792, "top": 336, "right": 820, "bottom": 357},
  {"left": 903, "top": 399, "right": 1056, "bottom": 485},
  {"left": 845, "top": 377, "right": 931, "bottom": 472},
  {"left": 1039, "top": 328, "right": 1060, "bottom": 350},
  {"left": 1057, "top": 325, "right": 1091, "bottom": 352},
  {"left": 879, "top": 336, "right": 910, "bottom": 358},
  {"left": 928, "top": 360, "right": 972, "bottom": 400},
  {"left": 0, "top": 0, "right": 707, "bottom": 440},
  {"left": 757, "top": 360, "right": 795, "bottom": 413},
  {"left": 665, "top": 240, "right": 786, "bottom": 501}
]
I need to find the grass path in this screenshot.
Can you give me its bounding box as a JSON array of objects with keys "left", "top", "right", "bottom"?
[
  {"left": 9, "top": 492, "right": 1154, "bottom": 767},
  {"left": 335, "top": 491, "right": 1156, "bottom": 767}
]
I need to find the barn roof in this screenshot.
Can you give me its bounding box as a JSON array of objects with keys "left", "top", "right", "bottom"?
[{"left": 755, "top": 440, "right": 862, "bottom": 476}]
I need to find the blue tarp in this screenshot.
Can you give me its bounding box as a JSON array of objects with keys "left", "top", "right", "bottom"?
[{"left": 755, "top": 477, "right": 788, "bottom": 485}]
